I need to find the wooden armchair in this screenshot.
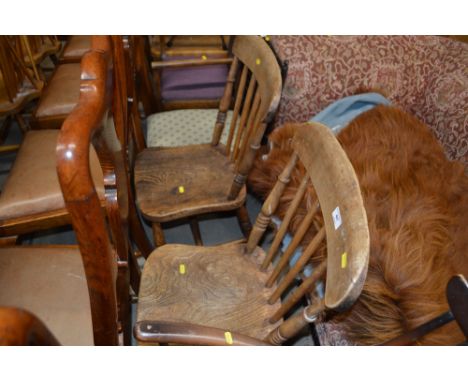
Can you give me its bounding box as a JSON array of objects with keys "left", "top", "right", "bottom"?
[
  {"left": 134, "top": 122, "right": 370, "bottom": 345},
  {"left": 134, "top": 35, "right": 282, "bottom": 246}
]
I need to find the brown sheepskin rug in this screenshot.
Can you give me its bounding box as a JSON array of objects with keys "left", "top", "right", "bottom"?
[{"left": 248, "top": 105, "right": 468, "bottom": 345}]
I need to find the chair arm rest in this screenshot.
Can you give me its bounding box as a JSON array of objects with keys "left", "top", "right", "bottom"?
[
  {"left": 0, "top": 307, "right": 60, "bottom": 345},
  {"left": 151, "top": 57, "right": 233, "bottom": 70},
  {"left": 134, "top": 320, "right": 269, "bottom": 346}
]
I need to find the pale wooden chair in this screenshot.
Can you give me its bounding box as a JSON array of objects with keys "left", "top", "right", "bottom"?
[
  {"left": 133, "top": 122, "right": 370, "bottom": 345},
  {"left": 134, "top": 35, "right": 282, "bottom": 246}
]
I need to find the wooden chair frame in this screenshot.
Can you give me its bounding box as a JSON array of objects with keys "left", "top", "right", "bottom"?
[{"left": 133, "top": 35, "right": 282, "bottom": 246}]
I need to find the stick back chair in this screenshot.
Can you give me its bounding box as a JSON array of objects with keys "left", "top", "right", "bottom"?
[
  {"left": 134, "top": 35, "right": 282, "bottom": 246},
  {"left": 0, "top": 36, "right": 44, "bottom": 146},
  {"left": 133, "top": 122, "right": 370, "bottom": 345},
  {"left": 0, "top": 38, "right": 133, "bottom": 345}
]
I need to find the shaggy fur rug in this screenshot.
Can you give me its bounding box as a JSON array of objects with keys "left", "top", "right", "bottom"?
[{"left": 248, "top": 105, "right": 468, "bottom": 345}]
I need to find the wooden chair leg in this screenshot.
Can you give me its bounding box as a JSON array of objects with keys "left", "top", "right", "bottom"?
[
  {"left": 152, "top": 222, "right": 166, "bottom": 247},
  {"left": 0, "top": 115, "right": 12, "bottom": 144},
  {"left": 14, "top": 114, "right": 29, "bottom": 134},
  {"left": 129, "top": 249, "right": 141, "bottom": 295},
  {"left": 189, "top": 218, "right": 203, "bottom": 246},
  {"left": 236, "top": 204, "right": 252, "bottom": 238},
  {"left": 128, "top": 201, "right": 154, "bottom": 258}
]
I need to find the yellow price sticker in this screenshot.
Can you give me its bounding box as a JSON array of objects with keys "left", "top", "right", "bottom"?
[
  {"left": 255, "top": 58, "right": 261, "bottom": 65},
  {"left": 179, "top": 264, "right": 186, "bottom": 275},
  {"left": 178, "top": 186, "right": 185, "bottom": 194},
  {"left": 341, "top": 252, "right": 347, "bottom": 269},
  {"left": 265, "top": 36, "right": 270, "bottom": 42},
  {"left": 224, "top": 331, "right": 233, "bottom": 345},
  {"left": 201, "top": 54, "right": 207, "bottom": 60}
]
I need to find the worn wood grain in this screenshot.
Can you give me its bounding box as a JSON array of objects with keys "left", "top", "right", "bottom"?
[{"left": 137, "top": 242, "right": 282, "bottom": 340}]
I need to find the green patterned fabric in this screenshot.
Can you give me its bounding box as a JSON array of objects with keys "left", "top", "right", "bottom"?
[{"left": 147, "top": 109, "right": 233, "bottom": 147}]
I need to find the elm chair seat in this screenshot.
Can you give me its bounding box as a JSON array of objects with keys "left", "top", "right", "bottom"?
[
  {"left": 32, "top": 63, "right": 81, "bottom": 129},
  {"left": 146, "top": 109, "right": 232, "bottom": 147},
  {"left": 0, "top": 130, "right": 105, "bottom": 221},
  {"left": 60, "top": 35, "right": 91, "bottom": 63},
  {"left": 137, "top": 241, "right": 282, "bottom": 340},
  {"left": 135, "top": 144, "right": 245, "bottom": 222},
  {"left": 0, "top": 246, "right": 94, "bottom": 345}
]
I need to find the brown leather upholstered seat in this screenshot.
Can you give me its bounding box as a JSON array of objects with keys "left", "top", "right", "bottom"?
[
  {"left": 60, "top": 35, "right": 91, "bottom": 63},
  {"left": 0, "top": 130, "right": 105, "bottom": 221},
  {"left": 32, "top": 63, "right": 81, "bottom": 129},
  {"left": 0, "top": 246, "right": 93, "bottom": 345}
]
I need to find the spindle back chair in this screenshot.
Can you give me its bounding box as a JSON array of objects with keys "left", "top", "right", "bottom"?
[
  {"left": 134, "top": 122, "right": 370, "bottom": 345},
  {"left": 0, "top": 36, "right": 44, "bottom": 141},
  {"left": 134, "top": 35, "right": 282, "bottom": 246}
]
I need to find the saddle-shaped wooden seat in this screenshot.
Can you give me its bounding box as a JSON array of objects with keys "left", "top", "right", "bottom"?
[
  {"left": 138, "top": 241, "right": 281, "bottom": 339},
  {"left": 135, "top": 144, "right": 245, "bottom": 222}
]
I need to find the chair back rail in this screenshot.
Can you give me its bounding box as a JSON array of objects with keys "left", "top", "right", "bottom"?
[{"left": 244, "top": 122, "right": 369, "bottom": 344}]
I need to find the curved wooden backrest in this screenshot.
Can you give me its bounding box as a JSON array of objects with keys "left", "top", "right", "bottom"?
[
  {"left": 293, "top": 122, "right": 369, "bottom": 311},
  {"left": 0, "top": 307, "right": 60, "bottom": 345},
  {"left": 57, "top": 36, "right": 128, "bottom": 346},
  {"left": 210, "top": 35, "right": 282, "bottom": 199},
  {"left": 245, "top": 122, "right": 369, "bottom": 344}
]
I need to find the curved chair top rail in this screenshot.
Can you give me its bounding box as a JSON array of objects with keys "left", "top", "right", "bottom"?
[
  {"left": 293, "top": 122, "right": 370, "bottom": 311},
  {"left": 231, "top": 36, "right": 282, "bottom": 123}
]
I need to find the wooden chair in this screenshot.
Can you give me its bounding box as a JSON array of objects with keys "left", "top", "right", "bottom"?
[
  {"left": 0, "top": 37, "right": 105, "bottom": 239},
  {"left": 134, "top": 35, "right": 282, "bottom": 246},
  {"left": 30, "top": 36, "right": 90, "bottom": 130},
  {"left": 383, "top": 274, "right": 468, "bottom": 346},
  {"left": 0, "top": 37, "right": 136, "bottom": 345},
  {"left": 0, "top": 36, "right": 44, "bottom": 147},
  {"left": 0, "top": 36, "right": 152, "bottom": 264},
  {"left": 133, "top": 122, "right": 370, "bottom": 345},
  {"left": 19, "top": 36, "right": 61, "bottom": 68},
  {"left": 148, "top": 35, "right": 232, "bottom": 112},
  {"left": 0, "top": 307, "right": 60, "bottom": 345}
]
